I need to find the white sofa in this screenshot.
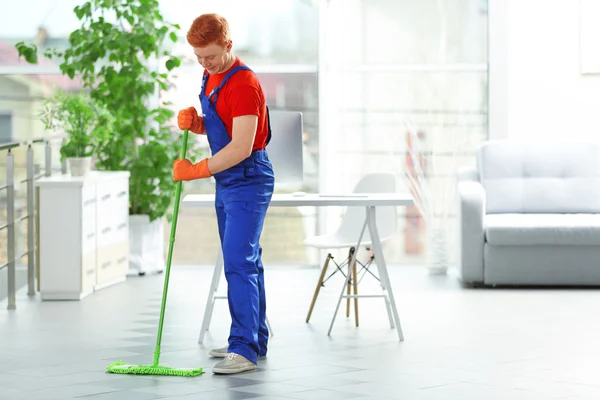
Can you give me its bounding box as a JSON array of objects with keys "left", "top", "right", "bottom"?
[{"left": 456, "top": 140, "right": 600, "bottom": 286}]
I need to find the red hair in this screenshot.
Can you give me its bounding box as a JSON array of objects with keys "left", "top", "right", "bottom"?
[{"left": 187, "top": 13, "right": 230, "bottom": 48}]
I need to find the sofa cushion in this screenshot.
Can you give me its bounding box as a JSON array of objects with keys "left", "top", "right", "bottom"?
[
  {"left": 476, "top": 141, "right": 600, "bottom": 214},
  {"left": 485, "top": 214, "right": 600, "bottom": 246}
]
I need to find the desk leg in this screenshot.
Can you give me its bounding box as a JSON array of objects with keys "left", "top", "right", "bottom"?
[
  {"left": 198, "top": 249, "right": 224, "bottom": 344},
  {"left": 328, "top": 216, "right": 367, "bottom": 336},
  {"left": 367, "top": 206, "right": 404, "bottom": 341}
]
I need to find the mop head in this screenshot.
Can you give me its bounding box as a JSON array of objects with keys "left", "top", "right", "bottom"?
[{"left": 106, "top": 361, "right": 204, "bottom": 377}]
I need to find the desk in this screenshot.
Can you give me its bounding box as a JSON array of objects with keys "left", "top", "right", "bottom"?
[{"left": 182, "top": 193, "right": 413, "bottom": 342}]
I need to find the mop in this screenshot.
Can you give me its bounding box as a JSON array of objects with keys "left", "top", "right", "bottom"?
[{"left": 106, "top": 129, "right": 204, "bottom": 377}]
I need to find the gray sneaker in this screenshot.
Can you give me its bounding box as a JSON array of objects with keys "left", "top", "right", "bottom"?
[
  {"left": 209, "top": 345, "right": 228, "bottom": 358},
  {"left": 210, "top": 345, "right": 267, "bottom": 359},
  {"left": 212, "top": 353, "right": 256, "bottom": 374}
]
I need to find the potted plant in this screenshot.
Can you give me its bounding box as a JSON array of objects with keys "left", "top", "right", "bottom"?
[
  {"left": 16, "top": 0, "right": 200, "bottom": 275},
  {"left": 40, "top": 90, "right": 113, "bottom": 177}
]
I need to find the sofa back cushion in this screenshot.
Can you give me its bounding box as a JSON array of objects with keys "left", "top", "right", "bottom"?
[{"left": 476, "top": 141, "right": 600, "bottom": 214}]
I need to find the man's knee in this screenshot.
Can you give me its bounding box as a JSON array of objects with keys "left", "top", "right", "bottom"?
[{"left": 223, "top": 251, "right": 259, "bottom": 275}]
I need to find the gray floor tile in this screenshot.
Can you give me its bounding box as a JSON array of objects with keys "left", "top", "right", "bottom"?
[
  {"left": 335, "top": 382, "right": 421, "bottom": 399},
  {"left": 249, "top": 397, "right": 299, "bottom": 400},
  {"left": 237, "top": 365, "right": 361, "bottom": 383},
  {"left": 72, "top": 390, "right": 164, "bottom": 399},
  {"left": 271, "top": 374, "right": 360, "bottom": 389},
  {"left": 9, "top": 384, "right": 118, "bottom": 400},
  {"left": 184, "top": 376, "right": 270, "bottom": 390},
  {"left": 229, "top": 382, "right": 317, "bottom": 396},
  {"left": 283, "top": 388, "right": 367, "bottom": 400},
  {"left": 0, "top": 386, "right": 24, "bottom": 399},
  {"left": 91, "top": 376, "right": 181, "bottom": 390},
  {"left": 154, "top": 390, "right": 262, "bottom": 400},
  {"left": 132, "top": 382, "right": 215, "bottom": 396}
]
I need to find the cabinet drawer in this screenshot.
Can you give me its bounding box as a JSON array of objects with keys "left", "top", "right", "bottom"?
[
  {"left": 96, "top": 246, "right": 113, "bottom": 286},
  {"left": 114, "top": 243, "right": 129, "bottom": 274},
  {"left": 114, "top": 182, "right": 129, "bottom": 209},
  {"left": 96, "top": 241, "right": 129, "bottom": 286},
  {"left": 98, "top": 255, "right": 113, "bottom": 273},
  {"left": 97, "top": 224, "right": 113, "bottom": 248},
  {"left": 81, "top": 184, "right": 96, "bottom": 209},
  {"left": 114, "top": 220, "right": 129, "bottom": 243},
  {"left": 97, "top": 219, "right": 128, "bottom": 248},
  {"left": 97, "top": 179, "right": 129, "bottom": 237},
  {"left": 82, "top": 230, "right": 96, "bottom": 255},
  {"left": 81, "top": 199, "right": 97, "bottom": 254},
  {"left": 81, "top": 251, "right": 97, "bottom": 294},
  {"left": 97, "top": 179, "right": 128, "bottom": 214}
]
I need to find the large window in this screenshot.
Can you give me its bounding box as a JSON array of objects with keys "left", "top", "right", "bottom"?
[{"left": 319, "top": 0, "right": 489, "bottom": 266}]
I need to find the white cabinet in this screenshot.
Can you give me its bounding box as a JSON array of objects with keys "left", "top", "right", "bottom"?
[{"left": 36, "top": 171, "right": 130, "bottom": 300}]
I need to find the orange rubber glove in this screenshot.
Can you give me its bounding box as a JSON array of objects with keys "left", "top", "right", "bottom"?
[
  {"left": 173, "top": 158, "right": 212, "bottom": 181},
  {"left": 177, "top": 107, "right": 204, "bottom": 134}
]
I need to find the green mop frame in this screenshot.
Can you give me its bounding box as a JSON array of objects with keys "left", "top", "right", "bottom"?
[{"left": 106, "top": 129, "right": 204, "bottom": 377}]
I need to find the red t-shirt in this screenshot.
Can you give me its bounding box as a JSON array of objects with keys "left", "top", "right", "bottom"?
[{"left": 202, "top": 58, "right": 269, "bottom": 151}]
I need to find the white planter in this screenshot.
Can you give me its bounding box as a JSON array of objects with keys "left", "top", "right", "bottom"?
[
  {"left": 68, "top": 157, "right": 93, "bottom": 177},
  {"left": 128, "top": 215, "right": 165, "bottom": 276},
  {"left": 427, "top": 227, "right": 449, "bottom": 275}
]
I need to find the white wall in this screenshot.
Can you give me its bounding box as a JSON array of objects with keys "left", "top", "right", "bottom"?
[{"left": 491, "top": 0, "right": 600, "bottom": 141}]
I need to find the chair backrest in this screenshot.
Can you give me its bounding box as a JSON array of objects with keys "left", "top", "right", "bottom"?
[
  {"left": 336, "top": 173, "right": 398, "bottom": 242},
  {"left": 477, "top": 140, "right": 600, "bottom": 214}
]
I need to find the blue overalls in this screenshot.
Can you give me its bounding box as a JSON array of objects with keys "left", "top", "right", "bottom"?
[{"left": 199, "top": 65, "right": 274, "bottom": 364}]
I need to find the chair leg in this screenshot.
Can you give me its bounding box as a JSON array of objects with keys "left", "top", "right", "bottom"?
[
  {"left": 346, "top": 248, "right": 353, "bottom": 318},
  {"left": 306, "top": 253, "right": 332, "bottom": 323},
  {"left": 352, "top": 258, "right": 359, "bottom": 327}
]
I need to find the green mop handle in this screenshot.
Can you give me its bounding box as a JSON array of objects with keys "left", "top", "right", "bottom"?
[{"left": 153, "top": 128, "right": 189, "bottom": 367}]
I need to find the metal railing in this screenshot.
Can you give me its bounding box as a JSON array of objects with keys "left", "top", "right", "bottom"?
[{"left": 1, "top": 136, "right": 65, "bottom": 309}]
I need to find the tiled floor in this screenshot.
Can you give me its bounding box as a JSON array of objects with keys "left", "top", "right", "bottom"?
[{"left": 2, "top": 264, "right": 600, "bottom": 399}]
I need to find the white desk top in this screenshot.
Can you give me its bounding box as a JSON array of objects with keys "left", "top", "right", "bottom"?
[{"left": 182, "top": 193, "right": 413, "bottom": 207}]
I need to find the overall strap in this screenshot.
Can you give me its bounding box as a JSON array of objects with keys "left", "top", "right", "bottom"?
[
  {"left": 200, "top": 72, "right": 209, "bottom": 99},
  {"left": 208, "top": 65, "right": 252, "bottom": 105},
  {"left": 265, "top": 106, "right": 272, "bottom": 146}
]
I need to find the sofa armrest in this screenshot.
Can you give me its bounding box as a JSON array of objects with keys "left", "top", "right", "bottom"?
[{"left": 456, "top": 166, "right": 485, "bottom": 284}]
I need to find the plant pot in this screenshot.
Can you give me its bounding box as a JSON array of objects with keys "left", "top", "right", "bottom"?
[
  {"left": 128, "top": 215, "right": 165, "bottom": 276},
  {"left": 68, "top": 157, "right": 93, "bottom": 177}
]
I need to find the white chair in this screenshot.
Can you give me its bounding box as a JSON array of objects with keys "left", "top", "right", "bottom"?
[{"left": 304, "top": 173, "right": 398, "bottom": 326}]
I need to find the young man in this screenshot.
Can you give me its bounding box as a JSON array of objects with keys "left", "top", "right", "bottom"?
[{"left": 172, "top": 13, "right": 274, "bottom": 375}]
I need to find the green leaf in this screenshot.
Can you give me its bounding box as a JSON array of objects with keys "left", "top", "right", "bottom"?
[
  {"left": 169, "top": 32, "right": 178, "bottom": 42},
  {"left": 165, "top": 57, "right": 181, "bottom": 71},
  {"left": 74, "top": 5, "right": 85, "bottom": 20},
  {"left": 165, "top": 59, "right": 176, "bottom": 71},
  {"left": 15, "top": 42, "right": 39, "bottom": 64}
]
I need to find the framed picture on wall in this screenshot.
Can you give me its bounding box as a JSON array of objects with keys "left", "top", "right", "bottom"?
[{"left": 580, "top": 0, "right": 600, "bottom": 74}]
